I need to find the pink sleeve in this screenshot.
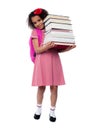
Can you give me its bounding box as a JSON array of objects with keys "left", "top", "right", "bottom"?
[{"left": 31, "top": 29, "right": 38, "bottom": 38}]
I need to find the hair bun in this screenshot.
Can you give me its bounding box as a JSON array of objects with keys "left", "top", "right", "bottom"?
[{"left": 34, "top": 8, "right": 42, "bottom": 14}]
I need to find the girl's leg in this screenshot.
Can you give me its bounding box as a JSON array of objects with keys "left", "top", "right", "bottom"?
[
  {"left": 34, "top": 86, "right": 46, "bottom": 119},
  {"left": 50, "top": 85, "right": 58, "bottom": 107},
  {"left": 37, "top": 86, "right": 46, "bottom": 105},
  {"left": 49, "top": 85, "right": 58, "bottom": 122}
]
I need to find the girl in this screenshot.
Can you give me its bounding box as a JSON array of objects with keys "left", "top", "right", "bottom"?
[{"left": 27, "top": 8, "right": 65, "bottom": 122}]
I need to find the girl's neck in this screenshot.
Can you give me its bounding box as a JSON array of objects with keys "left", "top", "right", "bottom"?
[{"left": 35, "top": 26, "right": 45, "bottom": 30}]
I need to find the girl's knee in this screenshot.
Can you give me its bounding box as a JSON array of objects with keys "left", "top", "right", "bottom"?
[
  {"left": 50, "top": 86, "right": 58, "bottom": 93},
  {"left": 38, "top": 86, "right": 46, "bottom": 92},
  {"left": 50, "top": 85, "right": 57, "bottom": 90}
]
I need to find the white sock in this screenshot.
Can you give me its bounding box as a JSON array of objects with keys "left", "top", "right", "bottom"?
[
  {"left": 50, "top": 106, "right": 56, "bottom": 118},
  {"left": 35, "top": 104, "right": 42, "bottom": 115}
]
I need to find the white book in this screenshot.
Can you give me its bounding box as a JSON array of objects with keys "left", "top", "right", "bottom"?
[
  {"left": 45, "top": 22, "right": 72, "bottom": 31},
  {"left": 44, "top": 37, "right": 75, "bottom": 43},
  {"left": 45, "top": 29, "right": 74, "bottom": 38},
  {"left": 44, "top": 19, "right": 71, "bottom": 26},
  {"left": 44, "top": 14, "right": 69, "bottom": 22},
  {"left": 54, "top": 42, "right": 75, "bottom": 46}
]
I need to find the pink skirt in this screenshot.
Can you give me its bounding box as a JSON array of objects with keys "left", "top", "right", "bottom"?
[{"left": 32, "top": 49, "right": 65, "bottom": 86}]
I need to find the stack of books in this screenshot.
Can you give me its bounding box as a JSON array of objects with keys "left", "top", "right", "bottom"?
[{"left": 44, "top": 14, "right": 76, "bottom": 52}]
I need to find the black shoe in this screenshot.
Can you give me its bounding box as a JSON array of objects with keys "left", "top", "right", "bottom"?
[
  {"left": 34, "top": 114, "right": 41, "bottom": 120},
  {"left": 49, "top": 115, "right": 56, "bottom": 122}
]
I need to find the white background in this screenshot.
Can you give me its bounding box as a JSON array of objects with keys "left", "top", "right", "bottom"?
[{"left": 0, "top": 0, "right": 87, "bottom": 129}]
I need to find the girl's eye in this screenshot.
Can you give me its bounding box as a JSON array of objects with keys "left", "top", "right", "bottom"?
[
  {"left": 38, "top": 19, "right": 41, "bottom": 22},
  {"left": 32, "top": 18, "right": 42, "bottom": 25},
  {"left": 33, "top": 22, "right": 36, "bottom": 25}
]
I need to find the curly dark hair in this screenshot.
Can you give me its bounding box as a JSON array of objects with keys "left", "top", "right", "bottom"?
[{"left": 27, "top": 8, "right": 48, "bottom": 29}]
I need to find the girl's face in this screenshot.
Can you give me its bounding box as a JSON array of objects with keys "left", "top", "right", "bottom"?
[{"left": 31, "top": 15, "right": 44, "bottom": 29}]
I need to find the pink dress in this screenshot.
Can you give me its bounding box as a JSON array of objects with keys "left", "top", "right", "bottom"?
[{"left": 31, "top": 29, "right": 65, "bottom": 86}]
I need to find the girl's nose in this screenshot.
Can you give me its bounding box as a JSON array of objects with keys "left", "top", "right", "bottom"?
[{"left": 36, "top": 22, "right": 40, "bottom": 26}]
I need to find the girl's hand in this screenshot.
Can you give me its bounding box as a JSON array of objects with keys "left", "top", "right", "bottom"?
[
  {"left": 45, "top": 42, "right": 55, "bottom": 50},
  {"left": 58, "top": 44, "right": 76, "bottom": 53},
  {"left": 64, "top": 44, "right": 76, "bottom": 51}
]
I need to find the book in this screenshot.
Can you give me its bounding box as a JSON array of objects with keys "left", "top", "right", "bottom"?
[
  {"left": 44, "top": 36, "right": 75, "bottom": 43},
  {"left": 53, "top": 44, "right": 76, "bottom": 52},
  {"left": 45, "top": 29, "right": 74, "bottom": 39},
  {"left": 45, "top": 22, "right": 72, "bottom": 31},
  {"left": 44, "top": 14, "right": 70, "bottom": 22},
  {"left": 43, "top": 41, "right": 76, "bottom": 52},
  {"left": 43, "top": 14, "right": 76, "bottom": 52},
  {"left": 44, "top": 18, "right": 71, "bottom": 26}
]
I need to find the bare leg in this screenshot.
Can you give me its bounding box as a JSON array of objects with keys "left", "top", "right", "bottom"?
[
  {"left": 37, "top": 86, "right": 46, "bottom": 104},
  {"left": 50, "top": 85, "right": 58, "bottom": 107},
  {"left": 49, "top": 85, "right": 58, "bottom": 122},
  {"left": 34, "top": 86, "right": 46, "bottom": 119}
]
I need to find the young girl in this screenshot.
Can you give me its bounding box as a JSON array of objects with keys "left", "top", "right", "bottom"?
[{"left": 27, "top": 8, "right": 65, "bottom": 122}]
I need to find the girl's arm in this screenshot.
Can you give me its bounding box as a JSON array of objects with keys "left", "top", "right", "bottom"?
[{"left": 32, "top": 38, "right": 55, "bottom": 54}]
